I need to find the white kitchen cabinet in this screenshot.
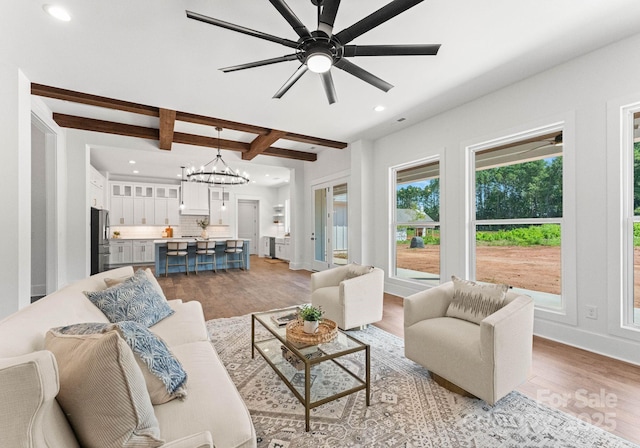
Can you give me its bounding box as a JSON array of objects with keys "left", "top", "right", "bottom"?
[
  {"left": 273, "top": 204, "right": 284, "bottom": 223},
  {"left": 133, "top": 197, "right": 155, "bottom": 225},
  {"left": 111, "top": 196, "right": 134, "bottom": 225},
  {"left": 111, "top": 183, "right": 133, "bottom": 198},
  {"left": 109, "top": 240, "right": 133, "bottom": 265},
  {"left": 134, "top": 185, "right": 154, "bottom": 198},
  {"left": 209, "top": 188, "right": 232, "bottom": 225},
  {"left": 89, "top": 165, "right": 105, "bottom": 209},
  {"left": 275, "top": 237, "right": 290, "bottom": 261},
  {"left": 133, "top": 240, "right": 155, "bottom": 263},
  {"left": 154, "top": 186, "right": 180, "bottom": 226},
  {"left": 181, "top": 182, "right": 209, "bottom": 215}
]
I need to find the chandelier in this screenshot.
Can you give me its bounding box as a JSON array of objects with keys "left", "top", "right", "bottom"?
[{"left": 184, "top": 127, "right": 249, "bottom": 185}]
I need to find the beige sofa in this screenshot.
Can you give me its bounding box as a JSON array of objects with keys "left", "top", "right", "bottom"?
[
  {"left": 0, "top": 266, "right": 256, "bottom": 448},
  {"left": 404, "top": 281, "right": 534, "bottom": 405}
]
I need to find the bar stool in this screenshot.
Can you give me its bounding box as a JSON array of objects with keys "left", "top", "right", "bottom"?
[
  {"left": 165, "top": 242, "right": 189, "bottom": 277},
  {"left": 195, "top": 240, "right": 217, "bottom": 274},
  {"left": 224, "top": 240, "right": 244, "bottom": 271}
]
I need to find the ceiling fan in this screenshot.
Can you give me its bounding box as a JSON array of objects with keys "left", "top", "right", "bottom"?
[{"left": 186, "top": 0, "right": 441, "bottom": 104}]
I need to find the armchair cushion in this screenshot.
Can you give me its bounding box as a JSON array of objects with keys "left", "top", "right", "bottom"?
[{"left": 445, "top": 275, "right": 508, "bottom": 325}]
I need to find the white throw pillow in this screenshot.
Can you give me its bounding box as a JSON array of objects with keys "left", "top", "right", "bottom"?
[
  {"left": 445, "top": 275, "right": 508, "bottom": 325},
  {"left": 345, "top": 263, "right": 374, "bottom": 280},
  {"left": 45, "top": 330, "right": 164, "bottom": 448}
]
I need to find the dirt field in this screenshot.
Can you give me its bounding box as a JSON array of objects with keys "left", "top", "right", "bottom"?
[
  {"left": 398, "top": 245, "right": 640, "bottom": 307},
  {"left": 396, "top": 245, "right": 561, "bottom": 294}
]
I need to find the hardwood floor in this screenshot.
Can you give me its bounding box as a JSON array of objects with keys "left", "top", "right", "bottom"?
[{"left": 155, "top": 256, "right": 640, "bottom": 444}]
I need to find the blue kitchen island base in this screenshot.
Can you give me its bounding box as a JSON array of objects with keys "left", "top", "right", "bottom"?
[{"left": 154, "top": 239, "right": 250, "bottom": 276}]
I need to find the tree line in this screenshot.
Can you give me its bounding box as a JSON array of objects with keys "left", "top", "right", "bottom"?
[{"left": 396, "top": 157, "right": 563, "bottom": 221}]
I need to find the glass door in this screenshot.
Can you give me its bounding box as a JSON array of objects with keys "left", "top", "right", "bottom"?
[{"left": 312, "top": 182, "right": 348, "bottom": 271}]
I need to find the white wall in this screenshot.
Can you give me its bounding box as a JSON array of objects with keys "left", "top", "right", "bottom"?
[
  {"left": 357, "top": 31, "right": 640, "bottom": 364},
  {"left": 0, "top": 63, "right": 31, "bottom": 318}
]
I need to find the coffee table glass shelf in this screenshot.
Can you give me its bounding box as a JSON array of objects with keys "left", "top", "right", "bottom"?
[{"left": 251, "top": 307, "right": 370, "bottom": 431}]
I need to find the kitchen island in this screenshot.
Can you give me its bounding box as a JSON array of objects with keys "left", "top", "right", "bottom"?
[{"left": 154, "top": 239, "right": 250, "bottom": 276}]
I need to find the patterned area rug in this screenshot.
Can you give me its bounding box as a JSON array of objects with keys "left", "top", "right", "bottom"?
[{"left": 207, "top": 315, "right": 637, "bottom": 448}]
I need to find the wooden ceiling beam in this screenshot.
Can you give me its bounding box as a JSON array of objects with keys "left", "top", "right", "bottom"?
[
  {"left": 283, "top": 132, "right": 348, "bottom": 149},
  {"left": 159, "top": 108, "right": 176, "bottom": 151},
  {"left": 51, "top": 114, "right": 317, "bottom": 161},
  {"left": 52, "top": 113, "right": 159, "bottom": 140},
  {"left": 175, "top": 111, "right": 271, "bottom": 136},
  {"left": 173, "top": 133, "right": 250, "bottom": 153},
  {"left": 32, "top": 84, "right": 159, "bottom": 117},
  {"left": 262, "top": 147, "right": 317, "bottom": 162},
  {"left": 33, "top": 84, "right": 347, "bottom": 157},
  {"left": 243, "top": 130, "right": 288, "bottom": 160}
]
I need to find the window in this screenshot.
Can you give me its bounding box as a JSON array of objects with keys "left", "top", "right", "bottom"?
[
  {"left": 392, "top": 159, "right": 440, "bottom": 285},
  {"left": 627, "top": 112, "right": 640, "bottom": 326},
  {"left": 471, "top": 129, "right": 564, "bottom": 309}
]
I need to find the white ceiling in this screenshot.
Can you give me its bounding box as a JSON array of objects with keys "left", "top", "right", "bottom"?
[{"left": 5, "top": 0, "right": 640, "bottom": 184}]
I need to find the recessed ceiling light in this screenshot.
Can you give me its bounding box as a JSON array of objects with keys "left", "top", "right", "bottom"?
[
  {"left": 176, "top": 174, "right": 182, "bottom": 178},
  {"left": 129, "top": 160, "right": 136, "bottom": 164},
  {"left": 43, "top": 4, "right": 71, "bottom": 21},
  {"left": 374, "top": 105, "right": 385, "bottom": 112},
  {"left": 252, "top": 180, "right": 256, "bottom": 183},
  {"left": 265, "top": 174, "right": 270, "bottom": 177},
  {"left": 133, "top": 170, "right": 139, "bottom": 174}
]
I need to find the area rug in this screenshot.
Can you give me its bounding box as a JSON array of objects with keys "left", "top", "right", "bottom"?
[{"left": 207, "top": 315, "right": 637, "bottom": 448}]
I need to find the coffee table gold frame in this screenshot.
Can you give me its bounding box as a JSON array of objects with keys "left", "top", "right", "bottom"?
[{"left": 251, "top": 308, "right": 370, "bottom": 432}]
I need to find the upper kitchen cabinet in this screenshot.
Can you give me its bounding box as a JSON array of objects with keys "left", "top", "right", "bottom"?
[
  {"left": 89, "top": 165, "right": 106, "bottom": 209},
  {"left": 110, "top": 182, "right": 134, "bottom": 225},
  {"left": 155, "top": 186, "right": 180, "bottom": 226},
  {"left": 133, "top": 185, "right": 155, "bottom": 225},
  {"left": 181, "top": 182, "right": 209, "bottom": 215},
  {"left": 209, "top": 188, "right": 233, "bottom": 225}
]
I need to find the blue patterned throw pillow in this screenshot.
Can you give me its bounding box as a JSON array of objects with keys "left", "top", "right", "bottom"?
[
  {"left": 84, "top": 269, "right": 174, "bottom": 327},
  {"left": 53, "top": 321, "right": 187, "bottom": 404}
]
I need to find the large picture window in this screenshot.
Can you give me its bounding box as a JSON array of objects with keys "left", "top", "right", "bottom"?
[
  {"left": 627, "top": 112, "right": 640, "bottom": 326},
  {"left": 472, "top": 129, "right": 564, "bottom": 309},
  {"left": 392, "top": 159, "right": 440, "bottom": 285}
]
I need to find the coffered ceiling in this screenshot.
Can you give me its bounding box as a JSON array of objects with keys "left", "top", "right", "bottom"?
[{"left": 6, "top": 1, "right": 640, "bottom": 183}]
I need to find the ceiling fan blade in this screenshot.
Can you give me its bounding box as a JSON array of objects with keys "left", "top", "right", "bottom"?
[
  {"left": 220, "top": 54, "right": 299, "bottom": 73},
  {"left": 334, "top": 0, "right": 424, "bottom": 45},
  {"left": 320, "top": 72, "right": 337, "bottom": 104},
  {"left": 186, "top": 10, "right": 299, "bottom": 49},
  {"left": 343, "top": 44, "right": 440, "bottom": 57},
  {"left": 268, "top": 0, "right": 311, "bottom": 38},
  {"left": 334, "top": 59, "right": 393, "bottom": 92},
  {"left": 273, "top": 65, "right": 309, "bottom": 99},
  {"left": 318, "top": 0, "right": 341, "bottom": 36}
]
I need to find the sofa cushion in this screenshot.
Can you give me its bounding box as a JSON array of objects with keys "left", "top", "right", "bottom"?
[
  {"left": 84, "top": 269, "right": 174, "bottom": 327},
  {"left": 446, "top": 276, "right": 508, "bottom": 325},
  {"left": 52, "top": 322, "right": 188, "bottom": 404},
  {"left": 105, "top": 268, "right": 166, "bottom": 301},
  {"left": 44, "top": 329, "right": 164, "bottom": 448},
  {"left": 150, "top": 300, "right": 210, "bottom": 347},
  {"left": 153, "top": 341, "right": 255, "bottom": 448},
  {"left": 344, "top": 263, "right": 374, "bottom": 279}
]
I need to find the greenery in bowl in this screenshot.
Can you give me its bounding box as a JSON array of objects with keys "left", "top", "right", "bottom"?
[
  {"left": 196, "top": 218, "right": 209, "bottom": 229},
  {"left": 299, "top": 304, "right": 323, "bottom": 322}
]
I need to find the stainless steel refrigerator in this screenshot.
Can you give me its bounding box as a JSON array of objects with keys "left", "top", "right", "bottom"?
[{"left": 91, "top": 207, "right": 110, "bottom": 274}]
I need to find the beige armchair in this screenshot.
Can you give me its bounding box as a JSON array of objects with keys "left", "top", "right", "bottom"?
[
  {"left": 404, "top": 281, "right": 534, "bottom": 405},
  {"left": 311, "top": 264, "right": 385, "bottom": 330}
]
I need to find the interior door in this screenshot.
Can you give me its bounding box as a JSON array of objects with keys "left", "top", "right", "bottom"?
[
  {"left": 311, "top": 182, "right": 348, "bottom": 271},
  {"left": 237, "top": 200, "right": 259, "bottom": 254}
]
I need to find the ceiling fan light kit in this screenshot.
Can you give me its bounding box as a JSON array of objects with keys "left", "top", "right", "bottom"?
[{"left": 186, "top": 0, "right": 440, "bottom": 104}]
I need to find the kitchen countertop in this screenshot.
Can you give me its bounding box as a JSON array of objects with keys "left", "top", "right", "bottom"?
[{"left": 153, "top": 238, "right": 249, "bottom": 243}]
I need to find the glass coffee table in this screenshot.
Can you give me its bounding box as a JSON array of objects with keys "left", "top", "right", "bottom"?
[{"left": 251, "top": 307, "right": 370, "bottom": 431}]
